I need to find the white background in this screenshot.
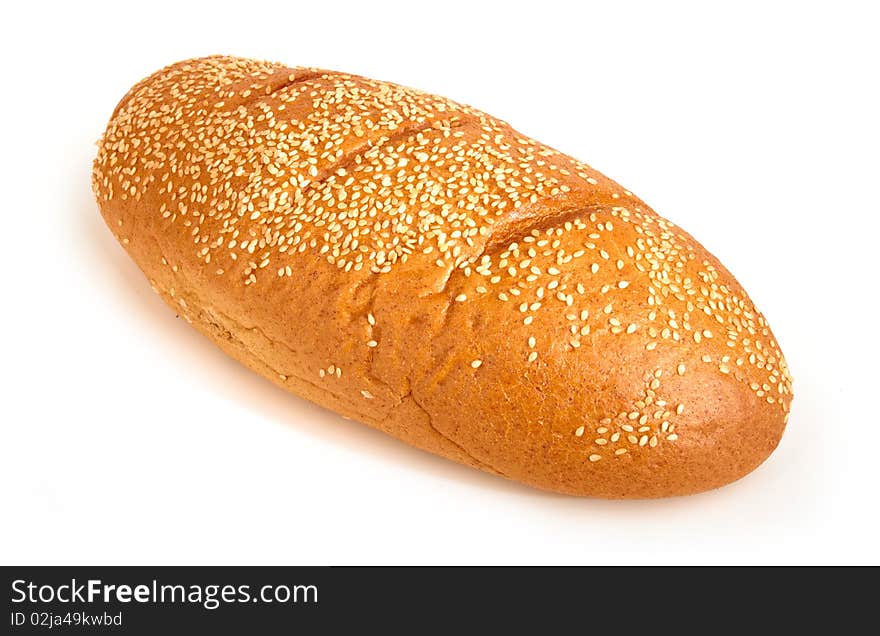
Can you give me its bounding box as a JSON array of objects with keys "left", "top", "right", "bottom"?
[{"left": 1, "top": 1, "right": 877, "bottom": 565}]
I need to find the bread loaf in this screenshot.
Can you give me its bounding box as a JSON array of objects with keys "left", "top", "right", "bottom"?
[{"left": 92, "top": 56, "right": 793, "bottom": 498}]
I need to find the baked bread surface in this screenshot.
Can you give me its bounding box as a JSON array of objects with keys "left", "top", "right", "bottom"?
[{"left": 93, "top": 56, "right": 793, "bottom": 497}]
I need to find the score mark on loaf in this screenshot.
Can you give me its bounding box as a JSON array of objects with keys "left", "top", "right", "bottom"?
[{"left": 92, "top": 56, "right": 793, "bottom": 498}]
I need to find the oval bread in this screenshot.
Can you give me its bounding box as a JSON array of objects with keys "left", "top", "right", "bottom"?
[{"left": 92, "top": 56, "right": 793, "bottom": 498}]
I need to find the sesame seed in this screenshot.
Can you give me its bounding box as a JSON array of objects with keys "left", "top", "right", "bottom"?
[
  {"left": 471, "top": 359, "right": 483, "bottom": 369},
  {"left": 575, "top": 425, "right": 585, "bottom": 437},
  {"left": 589, "top": 454, "right": 602, "bottom": 462}
]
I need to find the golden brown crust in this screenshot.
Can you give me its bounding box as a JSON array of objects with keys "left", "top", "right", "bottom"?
[{"left": 93, "top": 56, "right": 792, "bottom": 497}]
